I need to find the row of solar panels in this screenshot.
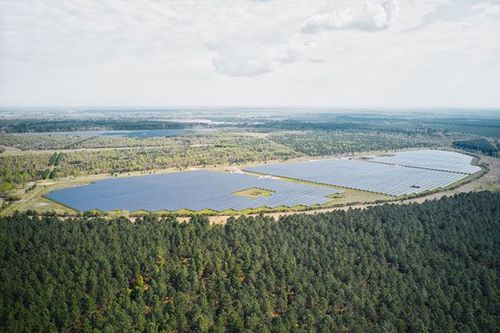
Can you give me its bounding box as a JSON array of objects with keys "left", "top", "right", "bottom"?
[
  {"left": 245, "top": 151, "right": 478, "bottom": 196},
  {"left": 46, "top": 171, "right": 340, "bottom": 212},
  {"left": 47, "top": 150, "right": 479, "bottom": 211},
  {"left": 366, "top": 150, "right": 481, "bottom": 174}
]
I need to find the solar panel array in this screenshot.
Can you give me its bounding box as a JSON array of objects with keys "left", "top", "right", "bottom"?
[
  {"left": 46, "top": 170, "right": 341, "bottom": 212},
  {"left": 246, "top": 157, "right": 471, "bottom": 196},
  {"left": 366, "top": 150, "right": 481, "bottom": 174}
]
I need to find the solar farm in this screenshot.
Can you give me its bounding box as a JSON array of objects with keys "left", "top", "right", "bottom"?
[
  {"left": 245, "top": 150, "right": 481, "bottom": 197},
  {"left": 366, "top": 150, "right": 481, "bottom": 174},
  {"left": 45, "top": 149, "right": 481, "bottom": 212},
  {"left": 46, "top": 170, "right": 340, "bottom": 212}
]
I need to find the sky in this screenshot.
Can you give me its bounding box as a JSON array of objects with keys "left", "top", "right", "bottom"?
[{"left": 0, "top": 0, "right": 499, "bottom": 108}]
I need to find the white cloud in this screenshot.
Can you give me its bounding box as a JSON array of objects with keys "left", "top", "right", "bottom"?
[
  {"left": 302, "top": 0, "right": 400, "bottom": 33},
  {"left": 473, "top": 2, "right": 500, "bottom": 17},
  {"left": 0, "top": 0, "right": 499, "bottom": 107},
  {"left": 211, "top": 44, "right": 277, "bottom": 77},
  {"left": 209, "top": 35, "right": 318, "bottom": 77}
]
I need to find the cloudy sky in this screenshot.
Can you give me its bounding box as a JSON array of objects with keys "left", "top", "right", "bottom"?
[{"left": 0, "top": 0, "right": 499, "bottom": 107}]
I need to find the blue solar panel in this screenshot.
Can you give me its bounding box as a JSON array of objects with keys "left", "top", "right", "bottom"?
[
  {"left": 366, "top": 150, "right": 481, "bottom": 174},
  {"left": 46, "top": 170, "right": 341, "bottom": 212},
  {"left": 246, "top": 156, "right": 471, "bottom": 196}
]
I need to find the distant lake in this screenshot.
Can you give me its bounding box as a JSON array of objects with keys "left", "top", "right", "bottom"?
[
  {"left": 29, "top": 128, "right": 214, "bottom": 138},
  {"left": 45, "top": 170, "right": 339, "bottom": 212}
]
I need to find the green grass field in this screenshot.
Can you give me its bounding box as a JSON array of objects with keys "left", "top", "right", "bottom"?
[{"left": 233, "top": 187, "right": 275, "bottom": 198}]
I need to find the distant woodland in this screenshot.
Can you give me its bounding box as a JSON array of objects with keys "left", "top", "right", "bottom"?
[
  {"left": 1, "top": 191, "right": 498, "bottom": 332},
  {"left": 453, "top": 138, "right": 499, "bottom": 157},
  {"left": 269, "top": 131, "right": 444, "bottom": 156},
  {"left": 0, "top": 119, "right": 203, "bottom": 133}
]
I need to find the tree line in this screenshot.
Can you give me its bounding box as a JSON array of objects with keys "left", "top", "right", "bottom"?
[
  {"left": 453, "top": 138, "right": 498, "bottom": 157},
  {"left": 270, "top": 130, "right": 447, "bottom": 156},
  {"left": 0, "top": 191, "right": 498, "bottom": 332},
  {"left": 0, "top": 119, "right": 207, "bottom": 133}
]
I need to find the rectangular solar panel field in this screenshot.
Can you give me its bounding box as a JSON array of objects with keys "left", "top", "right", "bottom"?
[
  {"left": 366, "top": 149, "right": 481, "bottom": 174},
  {"left": 45, "top": 170, "right": 341, "bottom": 212},
  {"left": 245, "top": 157, "right": 472, "bottom": 196}
]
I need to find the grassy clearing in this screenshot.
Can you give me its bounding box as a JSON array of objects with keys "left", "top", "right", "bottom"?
[
  {"left": 1, "top": 184, "right": 77, "bottom": 216},
  {"left": 233, "top": 187, "right": 275, "bottom": 198},
  {"left": 476, "top": 183, "right": 500, "bottom": 192}
]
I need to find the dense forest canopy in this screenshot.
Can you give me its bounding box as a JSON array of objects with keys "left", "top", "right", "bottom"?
[
  {"left": 1, "top": 191, "right": 498, "bottom": 332},
  {"left": 453, "top": 138, "right": 498, "bottom": 157}
]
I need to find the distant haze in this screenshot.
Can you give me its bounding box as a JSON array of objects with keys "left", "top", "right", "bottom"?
[{"left": 1, "top": 0, "right": 500, "bottom": 108}]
